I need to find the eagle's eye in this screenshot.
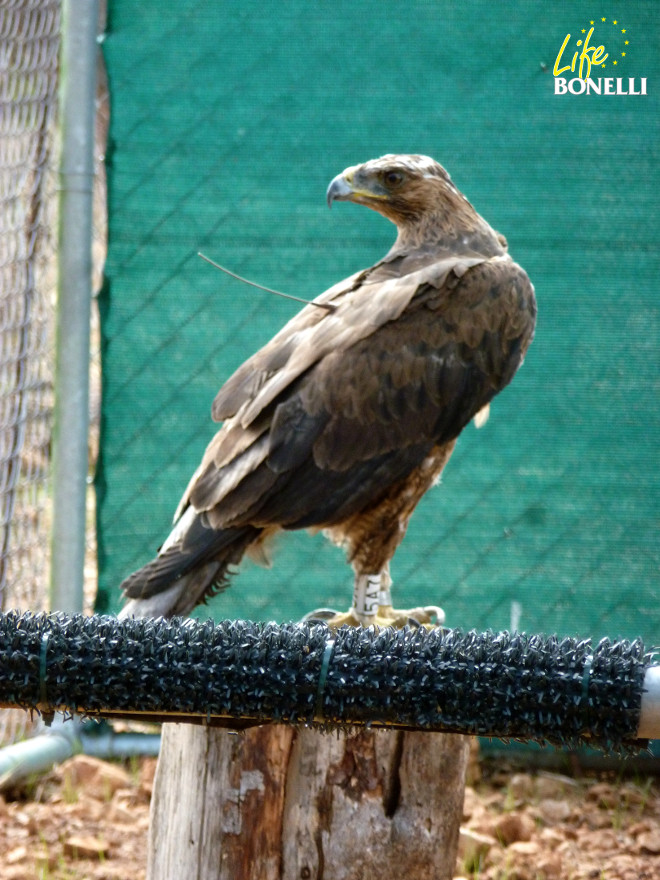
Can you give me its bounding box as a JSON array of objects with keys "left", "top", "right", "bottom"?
[{"left": 383, "top": 170, "right": 405, "bottom": 189}]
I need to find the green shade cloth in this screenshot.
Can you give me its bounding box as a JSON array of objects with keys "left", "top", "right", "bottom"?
[{"left": 98, "top": 0, "right": 659, "bottom": 645}]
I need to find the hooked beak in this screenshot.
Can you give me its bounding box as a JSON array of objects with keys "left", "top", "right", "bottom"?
[{"left": 326, "top": 173, "right": 355, "bottom": 208}]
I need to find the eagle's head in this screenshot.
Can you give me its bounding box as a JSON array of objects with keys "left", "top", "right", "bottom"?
[{"left": 326, "top": 154, "right": 506, "bottom": 255}]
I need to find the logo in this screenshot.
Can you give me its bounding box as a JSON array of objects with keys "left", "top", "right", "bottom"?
[{"left": 553, "top": 18, "right": 647, "bottom": 96}]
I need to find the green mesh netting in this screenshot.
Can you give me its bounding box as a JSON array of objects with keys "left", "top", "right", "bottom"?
[{"left": 98, "top": 0, "right": 659, "bottom": 644}]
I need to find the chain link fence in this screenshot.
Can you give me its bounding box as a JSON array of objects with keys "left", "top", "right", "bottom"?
[
  {"left": 0, "top": 0, "right": 59, "bottom": 614},
  {"left": 0, "top": 0, "right": 61, "bottom": 748},
  {"left": 0, "top": 0, "right": 106, "bottom": 746}
]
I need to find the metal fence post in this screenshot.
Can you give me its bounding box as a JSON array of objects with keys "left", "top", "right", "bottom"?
[{"left": 50, "top": 0, "right": 100, "bottom": 612}]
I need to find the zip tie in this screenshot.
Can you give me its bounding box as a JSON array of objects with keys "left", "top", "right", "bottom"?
[
  {"left": 581, "top": 653, "right": 594, "bottom": 714},
  {"left": 39, "top": 631, "right": 50, "bottom": 708},
  {"left": 314, "top": 637, "right": 335, "bottom": 719}
]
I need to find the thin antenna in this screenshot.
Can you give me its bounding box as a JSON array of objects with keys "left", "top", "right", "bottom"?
[{"left": 198, "top": 252, "right": 336, "bottom": 312}]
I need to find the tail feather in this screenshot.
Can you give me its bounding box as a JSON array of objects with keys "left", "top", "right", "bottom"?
[
  {"left": 119, "top": 565, "right": 220, "bottom": 619},
  {"left": 119, "top": 515, "right": 260, "bottom": 618}
]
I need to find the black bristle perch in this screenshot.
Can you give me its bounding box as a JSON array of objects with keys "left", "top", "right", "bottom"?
[{"left": 0, "top": 610, "right": 651, "bottom": 753}]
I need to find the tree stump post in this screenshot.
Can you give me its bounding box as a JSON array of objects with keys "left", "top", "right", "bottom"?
[{"left": 147, "top": 722, "right": 470, "bottom": 880}]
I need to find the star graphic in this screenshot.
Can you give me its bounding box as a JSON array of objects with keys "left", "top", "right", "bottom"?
[
  {"left": 622, "top": 52, "right": 626, "bottom": 56},
  {"left": 582, "top": 28, "right": 586, "bottom": 33},
  {"left": 590, "top": 20, "right": 594, "bottom": 24},
  {"left": 601, "top": 17, "right": 606, "bottom": 21},
  {"left": 613, "top": 60, "right": 617, "bottom": 65},
  {"left": 622, "top": 29, "right": 626, "bottom": 33},
  {"left": 613, "top": 20, "right": 617, "bottom": 24},
  {"left": 625, "top": 40, "right": 629, "bottom": 44}
]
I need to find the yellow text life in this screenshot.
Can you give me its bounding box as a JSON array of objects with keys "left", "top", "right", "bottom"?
[{"left": 553, "top": 28, "right": 608, "bottom": 79}]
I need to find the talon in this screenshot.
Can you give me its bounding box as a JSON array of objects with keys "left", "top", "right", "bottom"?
[
  {"left": 373, "top": 603, "right": 447, "bottom": 631},
  {"left": 423, "top": 605, "right": 446, "bottom": 625},
  {"left": 302, "top": 607, "right": 340, "bottom": 623},
  {"left": 308, "top": 609, "right": 362, "bottom": 628}
]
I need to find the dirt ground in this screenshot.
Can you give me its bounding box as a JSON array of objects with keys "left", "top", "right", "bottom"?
[{"left": 0, "top": 747, "right": 658, "bottom": 879}]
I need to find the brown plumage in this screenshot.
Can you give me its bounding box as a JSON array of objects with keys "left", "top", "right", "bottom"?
[{"left": 120, "top": 154, "right": 536, "bottom": 623}]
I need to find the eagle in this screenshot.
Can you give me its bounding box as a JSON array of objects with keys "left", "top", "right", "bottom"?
[{"left": 120, "top": 154, "right": 536, "bottom": 626}]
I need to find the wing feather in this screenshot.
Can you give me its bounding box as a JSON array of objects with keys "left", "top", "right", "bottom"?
[
  {"left": 212, "top": 257, "right": 487, "bottom": 428},
  {"left": 174, "top": 254, "right": 534, "bottom": 535}
]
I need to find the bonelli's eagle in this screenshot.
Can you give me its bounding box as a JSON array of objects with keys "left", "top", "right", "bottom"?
[{"left": 120, "top": 155, "right": 536, "bottom": 625}]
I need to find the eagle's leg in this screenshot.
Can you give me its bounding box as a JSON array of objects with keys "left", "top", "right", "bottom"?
[
  {"left": 305, "top": 443, "right": 456, "bottom": 629},
  {"left": 348, "top": 567, "right": 444, "bottom": 629},
  {"left": 350, "top": 570, "right": 387, "bottom": 626},
  {"left": 302, "top": 572, "right": 379, "bottom": 628},
  {"left": 367, "top": 562, "right": 445, "bottom": 629},
  {"left": 308, "top": 563, "right": 445, "bottom": 629}
]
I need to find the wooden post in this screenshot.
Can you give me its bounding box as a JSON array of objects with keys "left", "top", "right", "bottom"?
[{"left": 148, "top": 723, "right": 470, "bottom": 880}]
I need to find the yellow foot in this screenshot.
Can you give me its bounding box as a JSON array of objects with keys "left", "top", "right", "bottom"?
[
  {"left": 373, "top": 604, "right": 445, "bottom": 629},
  {"left": 303, "top": 604, "right": 445, "bottom": 630}
]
